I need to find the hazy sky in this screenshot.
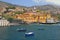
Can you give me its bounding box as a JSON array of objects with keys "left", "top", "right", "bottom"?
[{"left": 0, "top": 0, "right": 60, "bottom": 6}]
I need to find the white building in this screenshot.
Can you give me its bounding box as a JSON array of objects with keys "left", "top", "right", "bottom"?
[
  {"left": 0, "top": 18, "right": 10, "bottom": 26},
  {"left": 47, "top": 18, "right": 56, "bottom": 23}
]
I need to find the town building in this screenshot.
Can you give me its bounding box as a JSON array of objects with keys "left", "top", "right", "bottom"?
[
  {"left": 14, "top": 11, "right": 58, "bottom": 24},
  {"left": 0, "top": 18, "right": 10, "bottom": 26}
]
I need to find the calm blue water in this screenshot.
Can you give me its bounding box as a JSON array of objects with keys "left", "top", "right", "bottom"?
[{"left": 0, "top": 24, "right": 60, "bottom": 40}]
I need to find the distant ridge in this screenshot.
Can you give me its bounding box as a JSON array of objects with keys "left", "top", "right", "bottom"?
[
  {"left": 30, "top": 4, "right": 60, "bottom": 10},
  {"left": 0, "top": 1, "right": 27, "bottom": 8},
  {"left": 0, "top": 1, "right": 60, "bottom": 14}
]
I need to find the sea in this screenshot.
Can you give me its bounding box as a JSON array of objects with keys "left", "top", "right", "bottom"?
[{"left": 0, "top": 24, "right": 60, "bottom": 40}]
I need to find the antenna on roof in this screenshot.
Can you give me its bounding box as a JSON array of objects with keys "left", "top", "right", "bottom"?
[{"left": 34, "top": 6, "right": 36, "bottom": 10}]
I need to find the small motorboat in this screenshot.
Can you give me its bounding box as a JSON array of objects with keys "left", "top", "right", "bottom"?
[
  {"left": 25, "top": 32, "right": 34, "bottom": 36},
  {"left": 17, "top": 28, "right": 26, "bottom": 32}
]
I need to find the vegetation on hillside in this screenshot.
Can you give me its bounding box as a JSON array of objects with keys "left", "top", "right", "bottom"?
[
  {"left": 0, "top": 1, "right": 60, "bottom": 22},
  {"left": 7, "top": 6, "right": 15, "bottom": 9},
  {"left": 56, "top": 14, "right": 60, "bottom": 20},
  {"left": 15, "top": 11, "right": 23, "bottom": 14},
  {"left": 3, "top": 14, "right": 14, "bottom": 22}
]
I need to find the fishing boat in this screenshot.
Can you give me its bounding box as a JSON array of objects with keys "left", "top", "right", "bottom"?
[
  {"left": 17, "top": 28, "right": 26, "bottom": 32},
  {"left": 25, "top": 32, "right": 34, "bottom": 36}
]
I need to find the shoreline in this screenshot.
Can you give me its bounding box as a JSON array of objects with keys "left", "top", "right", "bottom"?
[
  {"left": 9, "top": 23, "right": 20, "bottom": 26},
  {"left": 0, "top": 22, "right": 60, "bottom": 27}
]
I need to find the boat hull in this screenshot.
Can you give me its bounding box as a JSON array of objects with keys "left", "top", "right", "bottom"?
[{"left": 25, "top": 32, "right": 34, "bottom": 37}]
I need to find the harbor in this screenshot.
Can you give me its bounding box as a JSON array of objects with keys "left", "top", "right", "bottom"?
[
  {"left": 0, "top": 0, "right": 60, "bottom": 40},
  {"left": 0, "top": 24, "right": 60, "bottom": 40}
]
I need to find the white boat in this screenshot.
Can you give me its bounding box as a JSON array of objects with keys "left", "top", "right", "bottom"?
[{"left": 25, "top": 32, "right": 34, "bottom": 36}]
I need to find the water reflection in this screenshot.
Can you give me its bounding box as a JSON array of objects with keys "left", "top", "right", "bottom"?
[
  {"left": 0, "top": 24, "right": 60, "bottom": 40},
  {"left": 0, "top": 27, "right": 9, "bottom": 40}
]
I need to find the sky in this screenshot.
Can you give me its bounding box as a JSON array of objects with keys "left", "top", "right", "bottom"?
[{"left": 0, "top": 0, "right": 60, "bottom": 7}]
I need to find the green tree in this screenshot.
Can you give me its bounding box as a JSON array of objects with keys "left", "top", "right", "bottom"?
[
  {"left": 57, "top": 14, "right": 60, "bottom": 19},
  {"left": 15, "top": 11, "right": 23, "bottom": 14},
  {"left": 3, "top": 14, "right": 14, "bottom": 22},
  {"left": 8, "top": 17, "right": 14, "bottom": 22},
  {"left": 36, "top": 10, "right": 41, "bottom": 12}
]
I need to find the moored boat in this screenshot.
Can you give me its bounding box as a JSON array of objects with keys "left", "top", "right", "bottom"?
[
  {"left": 17, "top": 28, "right": 26, "bottom": 32},
  {"left": 25, "top": 32, "right": 34, "bottom": 36}
]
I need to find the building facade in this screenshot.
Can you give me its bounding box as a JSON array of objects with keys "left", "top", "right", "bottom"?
[
  {"left": 0, "top": 18, "right": 10, "bottom": 26},
  {"left": 14, "top": 12, "right": 58, "bottom": 23}
]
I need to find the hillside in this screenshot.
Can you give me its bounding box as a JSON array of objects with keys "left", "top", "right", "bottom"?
[
  {"left": 30, "top": 5, "right": 60, "bottom": 10},
  {"left": 0, "top": 1, "right": 60, "bottom": 14}
]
